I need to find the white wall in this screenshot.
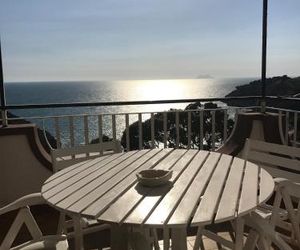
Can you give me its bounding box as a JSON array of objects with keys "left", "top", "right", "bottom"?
[{"left": 0, "top": 133, "right": 52, "bottom": 206}]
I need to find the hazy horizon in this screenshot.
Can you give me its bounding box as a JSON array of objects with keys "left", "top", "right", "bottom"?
[
  {"left": 4, "top": 76, "right": 261, "bottom": 84},
  {"left": 1, "top": 0, "right": 300, "bottom": 82}
]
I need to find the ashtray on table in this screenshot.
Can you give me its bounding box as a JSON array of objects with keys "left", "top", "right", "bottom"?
[{"left": 136, "top": 169, "right": 173, "bottom": 187}]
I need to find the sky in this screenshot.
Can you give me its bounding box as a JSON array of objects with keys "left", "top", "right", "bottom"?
[{"left": 0, "top": 0, "right": 300, "bottom": 82}]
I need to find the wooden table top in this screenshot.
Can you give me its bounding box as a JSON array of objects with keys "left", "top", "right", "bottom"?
[{"left": 42, "top": 149, "right": 274, "bottom": 228}]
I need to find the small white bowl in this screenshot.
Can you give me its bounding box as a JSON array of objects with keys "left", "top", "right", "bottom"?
[{"left": 136, "top": 169, "right": 173, "bottom": 187}]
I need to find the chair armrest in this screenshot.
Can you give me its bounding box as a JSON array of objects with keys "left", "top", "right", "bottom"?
[
  {"left": 0, "top": 193, "right": 44, "bottom": 215},
  {"left": 66, "top": 223, "right": 110, "bottom": 239},
  {"left": 274, "top": 177, "right": 290, "bottom": 184}
]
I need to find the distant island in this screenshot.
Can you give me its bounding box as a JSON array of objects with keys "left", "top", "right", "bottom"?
[
  {"left": 196, "top": 74, "right": 213, "bottom": 79},
  {"left": 225, "top": 75, "right": 300, "bottom": 110}
]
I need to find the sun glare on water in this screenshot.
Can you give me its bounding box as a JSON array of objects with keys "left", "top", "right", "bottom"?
[{"left": 119, "top": 79, "right": 194, "bottom": 101}]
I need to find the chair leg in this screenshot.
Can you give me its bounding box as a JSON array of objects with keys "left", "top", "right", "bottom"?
[
  {"left": 243, "top": 229, "right": 259, "bottom": 250},
  {"left": 257, "top": 237, "right": 269, "bottom": 250},
  {"left": 193, "top": 227, "right": 204, "bottom": 250},
  {"left": 282, "top": 189, "right": 300, "bottom": 245},
  {"left": 266, "top": 189, "right": 283, "bottom": 248},
  {"left": 293, "top": 202, "right": 300, "bottom": 245}
]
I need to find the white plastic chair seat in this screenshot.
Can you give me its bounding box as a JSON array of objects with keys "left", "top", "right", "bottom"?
[
  {"left": 11, "top": 235, "right": 68, "bottom": 250},
  {"left": 0, "top": 193, "right": 69, "bottom": 250}
]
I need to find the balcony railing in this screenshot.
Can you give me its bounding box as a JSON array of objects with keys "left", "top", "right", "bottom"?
[{"left": 2, "top": 96, "right": 299, "bottom": 152}]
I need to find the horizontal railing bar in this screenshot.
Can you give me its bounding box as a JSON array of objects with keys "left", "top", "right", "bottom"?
[
  {"left": 4, "top": 105, "right": 300, "bottom": 123},
  {"left": 4, "top": 96, "right": 300, "bottom": 111},
  {"left": 4, "top": 96, "right": 267, "bottom": 110},
  {"left": 6, "top": 106, "right": 247, "bottom": 121},
  {"left": 266, "top": 106, "right": 300, "bottom": 114},
  {"left": 10, "top": 105, "right": 300, "bottom": 122},
  {"left": 266, "top": 96, "right": 300, "bottom": 101}
]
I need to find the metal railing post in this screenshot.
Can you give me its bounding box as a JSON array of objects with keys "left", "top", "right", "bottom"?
[
  {"left": 260, "top": 0, "right": 268, "bottom": 113},
  {"left": 260, "top": 99, "right": 266, "bottom": 113},
  {"left": 1, "top": 110, "right": 8, "bottom": 127},
  {"left": 0, "top": 38, "right": 8, "bottom": 127}
]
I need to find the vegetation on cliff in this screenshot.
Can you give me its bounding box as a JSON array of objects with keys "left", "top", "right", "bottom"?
[{"left": 120, "top": 102, "right": 234, "bottom": 151}]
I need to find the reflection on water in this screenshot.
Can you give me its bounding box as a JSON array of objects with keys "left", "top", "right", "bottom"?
[{"left": 118, "top": 79, "right": 196, "bottom": 103}]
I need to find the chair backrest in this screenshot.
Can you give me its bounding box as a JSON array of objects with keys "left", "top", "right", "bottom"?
[
  {"left": 243, "top": 138, "right": 300, "bottom": 183},
  {"left": 51, "top": 141, "right": 122, "bottom": 172}
]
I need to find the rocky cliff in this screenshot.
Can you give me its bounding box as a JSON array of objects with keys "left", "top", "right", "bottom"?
[{"left": 225, "top": 75, "right": 300, "bottom": 110}]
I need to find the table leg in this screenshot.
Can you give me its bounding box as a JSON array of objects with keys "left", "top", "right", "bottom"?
[
  {"left": 171, "top": 228, "right": 188, "bottom": 250},
  {"left": 164, "top": 227, "right": 170, "bottom": 250},
  {"left": 73, "top": 214, "right": 84, "bottom": 250},
  {"left": 56, "top": 212, "right": 67, "bottom": 234},
  {"left": 110, "top": 224, "right": 129, "bottom": 250},
  {"left": 129, "top": 227, "right": 153, "bottom": 250},
  {"left": 234, "top": 217, "right": 245, "bottom": 250}
]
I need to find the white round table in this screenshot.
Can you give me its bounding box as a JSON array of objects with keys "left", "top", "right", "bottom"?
[{"left": 42, "top": 149, "right": 274, "bottom": 249}]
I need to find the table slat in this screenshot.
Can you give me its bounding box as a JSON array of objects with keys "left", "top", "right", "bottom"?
[
  {"left": 44, "top": 154, "right": 114, "bottom": 184},
  {"left": 84, "top": 149, "right": 174, "bottom": 217},
  {"left": 123, "top": 150, "right": 196, "bottom": 225},
  {"left": 145, "top": 150, "right": 209, "bottom": 226},
  {"left": 68, "top": 150, "right": 161, "bottom": 213},
  {"left": 43, "top": 155, "right": 115, "bottom": 191},
  {"left": 54, "top": 150, "right": 150, "bottom": 208},
  {"left": 98, "top": 149, "right": 186, "bottom": 224},
  {"left": 191, "top": 154, "right": 232, "bottom": 225},
  {"left": 42, "top": 151, "right": 136, "bottom": 198},
  {"left": 259, "top": 168, "right": 275, "bottom": 204},
  {"left": 168, "top": 152, "right": 220, "bottom": 227},
  {"left": 214, "top": 157, "right": 245, "bottom": 222},
  {"left": 238, "top": 161, "right": 259, "bottom": 216}
]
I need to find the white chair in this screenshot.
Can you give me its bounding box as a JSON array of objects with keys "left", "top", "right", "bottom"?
[
  {"left": 51, "top": 141, "right": 122, "bottom": 249},
  {"left": 51, "top": 141, "right": 122, "bottom": 172},
  {"left": 243, "top": 138, "right": 300, "bottom": 183},
  {"left": 243, "top": 138, "right": 300, "bottom": 219},
  {"left": 272, "top": 180, "right": 300, "bottom": 246},
  {"left": 243, "top": 139, "right": 300, "bottom": 248},
  {"left": 244, "top": 212, "right": 294, "bottom": 250},
  {"left": 244, "top": 180, "right": 300, "bottom": 249},
  {"left": 0, "top": 193, "right": 68, "bottom": 250}
]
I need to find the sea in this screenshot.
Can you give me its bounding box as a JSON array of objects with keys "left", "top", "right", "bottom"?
[{"left": 4, "top": 78, "right": 255, "bottom": 145}]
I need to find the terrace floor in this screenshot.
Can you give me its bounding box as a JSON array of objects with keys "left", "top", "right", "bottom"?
[{"left": 2, "top": 204, "right": 298, "bottom": 250}]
